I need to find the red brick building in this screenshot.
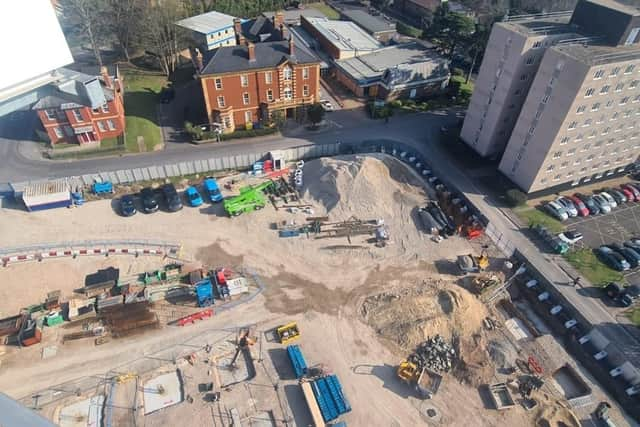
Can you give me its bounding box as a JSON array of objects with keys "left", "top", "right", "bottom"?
[
  {"left": 33, "top": 67, "right": 125, "bottom": 145},
  {"left": 198, "top": 38, "right": 320, "bottom": 132}
]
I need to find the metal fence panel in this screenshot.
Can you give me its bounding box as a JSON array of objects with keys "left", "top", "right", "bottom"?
[{"left": 132, "top": 168, "right": 144, "bottom": 182}]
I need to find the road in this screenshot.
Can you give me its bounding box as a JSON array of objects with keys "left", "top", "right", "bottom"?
[{"left": 1, "top": 108, "right": 639, "bottom": 366}]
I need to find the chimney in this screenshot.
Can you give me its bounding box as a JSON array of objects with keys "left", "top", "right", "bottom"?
[
  {"left": 280, "top": 24, "right": 289, "bottom": 41},
  {"left": 248, "top": 42, "right": 256, "bottom": 62},
  {"left": 274, "top": 11, "right": 284, "bottom": 28},
  {"left": 194, "top": 48, "right": 203, "bottom": 72},
  {"left": 100, "top": 66, "right": 112, "bottom": 88},
  {"left": 288, "top": 38, "right": 295, "bottom": 57},
  {"left": 234, "top": 18, "right": 245, "bottom": 45}
]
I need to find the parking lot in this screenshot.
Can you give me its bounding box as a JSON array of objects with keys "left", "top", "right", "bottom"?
[{"left": 565, "top": 202, "right": 640, "bottom": 283}]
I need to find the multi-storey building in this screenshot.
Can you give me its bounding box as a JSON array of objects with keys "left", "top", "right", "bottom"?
[
  {"left": 32, "top": 67, "right": 125, "bottom": 145},
  {"left": 176, "top": 11, "right": 239, "bottom": 51},
  {"left": 461, "top": 0, "right": 640, "bottom": 195},
  {"left": 198, "top": 38, "right": 320, "bottom": 133}
]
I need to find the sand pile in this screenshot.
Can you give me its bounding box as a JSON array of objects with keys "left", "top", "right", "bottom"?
[
  {"left": 302, "top": 154, "right": 427, "bottom": 219},
  {"left": 360, "top": 280, "right": 488, "bottom": 350}
]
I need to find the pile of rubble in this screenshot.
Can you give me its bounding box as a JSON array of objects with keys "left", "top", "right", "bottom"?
[{"left": 410, "top": 335, "right": 456, "bottom": 373}]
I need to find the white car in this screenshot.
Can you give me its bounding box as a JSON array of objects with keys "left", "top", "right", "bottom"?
[
  {"left": 320, "top": 100, "right": 334, "bottom": 112},
  {"left": 558, "top": 230, "right": 583, "bottom": 245},
  {"left": 544, "top": 201, "right": 569, "bottom": 221},
  {"left": 599, "top": 192, "right": 617, "bottom": 208}
]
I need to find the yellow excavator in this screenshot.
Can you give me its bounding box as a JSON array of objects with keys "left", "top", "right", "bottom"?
[
  {"left": 276, "top": 322, "right": 300, "bottom": 344},
  {"left": 397, "top": 360, "right": 442, "bottom": 399}
]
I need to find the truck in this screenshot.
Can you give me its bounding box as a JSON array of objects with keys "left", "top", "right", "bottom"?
[
  {"left": 195, "top": 279, "right": 214, "bottom": 307},
  {"left": 397, "top": 361, "right": 442, "bottom": 399},
  {"left": 223, "top": 181, "right": 274, "bottom": 217},
  {"left": 203, "top": 177, "right": 223, "bottom": 202}
]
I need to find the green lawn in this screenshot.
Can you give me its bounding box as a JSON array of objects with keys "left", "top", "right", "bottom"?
[
  {"left": 514, "top": 206, "right": 565, "bottom": 233},
  {"left": 451, "top": 74, "right": 474, "bottom": 93},
  {"left": 564, "top": 248, "right": 625, "bottom": 286},
  {"left": 123, "top": 72, "right": 167, "bottom": 152},
  {"left": 310, "top": 2, "right": 340, "bottom": 19},
  {"left": 629, "top": 308, "right": 640, "bottom": 327}
]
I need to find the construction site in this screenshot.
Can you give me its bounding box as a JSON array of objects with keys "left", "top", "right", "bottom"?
[{"left": 0, "top": 153, "right": 636, "bottom": 426}]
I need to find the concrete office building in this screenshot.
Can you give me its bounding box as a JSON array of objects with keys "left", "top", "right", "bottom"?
[{"left": 461, "top": 0, "right": 640, "bottom": 195}]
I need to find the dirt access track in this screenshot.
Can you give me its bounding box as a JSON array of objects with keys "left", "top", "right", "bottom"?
[{"left": 0, "top": 155, "right": 542, "bottom": 426}]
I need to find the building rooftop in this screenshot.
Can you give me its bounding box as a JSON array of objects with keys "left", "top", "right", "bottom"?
[
  {"left": 500, "top": 12, "right": 575, "bottom": 37},
  {"left": 303, "top": 16, "right": 381, "bottom": 53},
  {"left": 586, "top": 0, "right": 640, "bottom": 16},
  {"left": 335, "top": 42, "right": 449, "bottom": 84},
  {"left": 200, "top": 40, "right": 319, "bottom": 75},
  {"left": 553, "top": 41, "right": 640, "bottom": 65},
  {"left": 340, "top": 9, "right": 395, "bottom": 35},
  {"left": 32, "top": 68, "right": 115, "bottom": 110},
  {"left": 288, "top": 25, "right": 330, "bottom": 69},
  {"left": 262, "top": 8, "right": 327, "bottom": 24},
  {"left": 176, "top": 11, "right": 236, "bottom": 35}
]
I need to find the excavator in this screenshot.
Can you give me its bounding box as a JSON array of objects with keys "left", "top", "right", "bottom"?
[
  {"left": 457, "top": 248, "right": 490, "bottom": 274},
  {"left": 397, "top": 359, "right": 442, "bottom": 399}
]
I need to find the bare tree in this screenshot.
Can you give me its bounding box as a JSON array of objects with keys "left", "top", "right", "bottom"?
[
  {"left": 140, "top": 0, "right": 186, "bottom": 76},
  {"left": 106, "top": 0, "right": 142, "bottom": 62},
  {"left": 60, "top": 0, "right": 108, "bottom": 67}
]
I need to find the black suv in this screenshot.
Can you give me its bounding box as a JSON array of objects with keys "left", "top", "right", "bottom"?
[
  {"left": 140, "top": 187, "right": 159, "bottom": 213},
  {"left": 162, "top": 183, "right": 183, "bottom": 212}
]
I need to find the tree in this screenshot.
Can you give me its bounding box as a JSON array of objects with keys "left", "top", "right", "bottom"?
[
  {"left": 307, "top": 103, "right": 325, "bottom": 128},
  {"left": 139, "top": 0, "right": 187, "bottom": 76},
  {"left": 425, "top": 5, "right": 475, "bottom": 59},
  {"left": 506, "top": 189, "right": 527, "bottom": 207},
  {"left": 60, "top": 0, "right": 109, "bottom": 67},
  {"left": 105, "top": 0, "right": 142, "bottom": 62}
]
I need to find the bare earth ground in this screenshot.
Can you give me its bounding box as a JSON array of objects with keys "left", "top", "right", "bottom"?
[{"left": 0, "top": 155, "right": 634, "bottom": 426}]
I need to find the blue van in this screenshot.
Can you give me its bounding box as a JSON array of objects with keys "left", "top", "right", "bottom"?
[{"left": 203, "top": 177, "right": 223, "bottom": 202}]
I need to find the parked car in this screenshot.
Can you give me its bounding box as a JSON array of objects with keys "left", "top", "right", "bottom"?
[
  {"left": 556, "top": 197, "right": 578, "bottom": 217},
  {"left": 575, "top": 193, "right": 600, "bottom": 215},
  {"left": 622, "top": 284, "right": 640, "bottom": 306},
  {"left": 544, "top": 201, "right": 568, "bottom": 221},
  {"left": 606, "top": 188, "right": 627, "bottom": 204},
  {"left": 203, "top": 177, "right": 223, "bottom": 202},
  {"left": 624, "top": 240, "right": 640, "bottom": 252},
  {"left": 598, "top": 192, "right": 617, "bottom": 209},
  {"left": 320, "top": 99, "right": 334, "bottom": 112},
  {"left": 568, "top": 195, "right": 589, "bottom": 217},
  {"left": 592, "top": 194, "right": 611, "bottom": 213},
  {"left": 607, "top": 243, "right": 640, "bottom": 268},
  {"left": 558, "top": 230, "right": 583, "bottom": 245},
  {"left": 162, "top": 183, "right": 183, "bottom": 212},
  {"left": 140, "top": 187, "right": 159, "bottom": 213},
  {"left": 622, "top": 183, "right": 640, "bottom": 201},
  {"left": 533, "top": 224, "right": 569, "bottom": 254},
  {"left": 185, "top": 186, "right": 203, "bottom": 207},
  {"left": 596, "top": 246, "right": 631, "bottom": 271},
  {"left": 160, "top": 86, "right": 175, "bottom": 104},
  {"left": 119, "top": 195, "right": 137, "bottom": 217}
]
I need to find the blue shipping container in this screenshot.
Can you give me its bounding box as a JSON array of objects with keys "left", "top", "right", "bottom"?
[{"left": 287, "top": 345, "right": 307, "bottom": 378}]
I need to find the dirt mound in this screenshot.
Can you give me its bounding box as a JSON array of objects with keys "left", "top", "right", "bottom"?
[
  {"left": 302, "top": 154, "right": 427, "bottom": 218},
  {"left": 360, "top": 280, "right": 488, "bottom": 351}
]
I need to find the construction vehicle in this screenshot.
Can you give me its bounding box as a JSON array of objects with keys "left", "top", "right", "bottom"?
[
  {"left": 397, "top": 360, "right": 442, "bottom": 399},
  {"left": 277, "top": 322, "right": 300, "bottom": 344},
  {"left": 195, "top": 279, "right": 214, "bottom": 307},
  {"left": 457, "top": 249, "right": 489, "bottom": 274},
  {"left": 223, "top": 180, "right": 274, "bottom": 216},
  {"left": 595, "top": 401, "right": 616, "bottom": 427},
  {"left": 229, "top": 328, "right": 256, "bottom": 368}
]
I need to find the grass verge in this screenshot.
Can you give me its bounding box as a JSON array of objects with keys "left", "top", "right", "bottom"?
[
  {"left": 123, "top": 72, "right": 167, "bottom": 152},
  {"left": 629, "top": 308, "right": 640, "bottom": 327},
  {"left": 564, "top": 248, "right": 625, "bottom": 286},
  {"left": 514, "top": 206, "right": 565, "bottom": 233},
  {"left": 309, "top": 2, "right": 340, "bottom": 19}
]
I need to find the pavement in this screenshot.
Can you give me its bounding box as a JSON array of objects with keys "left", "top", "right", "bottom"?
[{"left": 1, "top": 107, "right": 639, "bottom": 368}]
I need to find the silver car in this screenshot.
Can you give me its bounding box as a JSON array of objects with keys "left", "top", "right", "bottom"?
[
  {"left": 556, "top": 197, "right": 578, "bottom": 217},
  {"left": 592, "top": 194, "right": 611, "bottom": 213}
]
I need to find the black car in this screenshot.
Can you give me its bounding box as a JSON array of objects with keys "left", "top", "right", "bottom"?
[
  {"left": 162, "top": 183, "right": 183, "bottom": 212},
  {"left": 119, "top": 194, "right": 137, "bottom": 217},
  {"left": 606, "top": 188, "right": 627, "bottom": 204},
  {"left": 575, "top": 193, "right": 600, "bottom": 215},
  {"left": 140, "top": 187, "right": 159, "bottom": 213},
  {"left": 608, "top": 243, "right": 640, "bottom": 268},
  {"left": 160, "top": 86, "right": 175, "bottom": 104}
]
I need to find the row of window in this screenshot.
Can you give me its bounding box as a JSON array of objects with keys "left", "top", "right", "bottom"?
[
  {"left": 216, "top": 86, "right": 309, "bottom": 108},
  {"left": 52, "top": 120, "right": 117, "bottom": 138},
  {"left": 216, "top": 67, "right": 309, "bottom": 90},
  {"left": 584, "top": 80, "right": 640, "bottom": 97},
  {"left": 45, "top": 105, "right": 110, "bottom": 123},
  {"left": 576, "top": 95, "right": 640, "bottom": 114},
  {"left": 561, "top": 131, "right": 640, "bottom": 146},
  {"left": 541, "top": 161, "right": 632, "bottom": 185},
  {"left": 546, "top": 150, "right": 637, "bottom": 172},
  {"left": 568, "top": 111, "right": 640, "bottom": 130},
  {"left": 593, "top": 64, "right": 637, "bottom": 80}
]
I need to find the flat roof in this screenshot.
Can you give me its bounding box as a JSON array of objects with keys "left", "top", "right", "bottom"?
[
  {"left": 304, "top": 16, "right": 381, "bottom": 53},
  {"left": 585, "top": 0, "right": 640, "bottom": 16},
  {"left": 500, "top": 13, "right": 575, "bottom": 37},
  {"left": 553, "top": 42, "right": 640, "bottom": 65},
  {"left": 262, "top": 8, "right": 327, "bottom": 24},
  {"left": 176, "top": 11, "right": 236, "bottom": 34},
  {"left": 340, "top": 9, "right": 395, "bottom": 34}
]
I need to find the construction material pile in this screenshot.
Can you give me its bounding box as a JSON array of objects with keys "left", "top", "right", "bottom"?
[{"left": 412, "top": 335, "right": 456, "bottom": 373}]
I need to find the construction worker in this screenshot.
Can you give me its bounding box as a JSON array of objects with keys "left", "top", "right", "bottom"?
[{"left": 572, "top": 276, "right": 581, "bottom": 287}]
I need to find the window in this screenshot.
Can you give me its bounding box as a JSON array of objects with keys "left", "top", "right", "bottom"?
[
  {"left": 217, "top": 96, "right": 225, "bottom": 107},
  {"left": 303, "top": 85, "right": 309, "bottom": 97},
  {"left": 265, "top": 71, "right": 272, "bottom": 84},
  {"left": 568, "top": 148, "right": 576, "bottom": 156},
  {"left": 553, "top": 151, "right": 562, "bottom": 159},
  {"left": 610, "top": 67, "right": 620, "bottom": 77},
  {"left": 568, "top": 121, "right": 577, "bottom": 130},
  {"left": 53, "top": 127, "right": 63, "bottom": 138},
  {"left": 244, "top": 111, "right": 252, "bottom": 123},
  {"left": 594, "top": 69, "right": 605, "bottom": 79},
  {"left": 600, "top": 85, "right": 610, "bottom": 94},
  {"left": 621, "top": 97, "right": 630, "bottom": 105},
  {"left": 625, "top": 65, "right": 635, "bottom": 74},
  {"left": 223, "top": 116, "right": 231, "bottom": 129},
  {"left": 242, "top": 92, "right": 250, "bottom": 105},
  {"left": 266, "top": 89, "right": 273, "bottom": 101},
  {"left": 546, "top": 164, "right": 555, "bottom": 172},
  {"left": 575, "top": 134, "right": 584, "bottom": 141},
  {"left": 591, "top": 103, "right": 600, "bottom": 111},
  {"left": 44, "top": 109, "right": 56, "bottom": 120},
  {"left": 283, "top": 66, "right": 292, "bottom": 81},
  {"left": 520, "top": 74, "right": 527, "bottom": 81},
  {"left": 526, "top": 57, "right": 535, "bottom": 65},
  {"left": 585, "top": 88, "right": 595, "bottom": 97},
  {"left": 107, "top": 119, "right": 116, "bottom": 130},
  {"left": 63, "top": 125, "right": 73, "bottom": 137},
  {"left": 581, "top": 143, "right": 591, "bottom": 152},
  {"left": 576, "top": 105, "right": 586, "bottom": 114},
  {"left": 625, "top": 109, "right": 633, "bottom": 118},
  {"left": 97, "top": 121, "right": 106, "bottom": 131},
  {"left": 553, "top": 174, "right": 562, "bottom": 181},
  {"left": 574, "top": 158, "right": 581, "bottom": 166},
  {"left": 560, "top": 136, "right": 569, "bottom": 145},
  {"left": 561, "top": 161, "right": 568, "bottom": 168},
  {"left": 302, "top": 67, "right": 309, "bottom": 79},
  {"left": 533, "top": 41, "right": 542, "bottom": 48},
  {"left": 284, "top": 86, "right": 292, "bottom": 100},
  {"left": 542, "top": 95, "right": 550, "bottom": 104},
  {"left": 631, "top": 80, "right": 639, "bottom": 89},
  {"left": 606, "top": 100, "right": 615, "bottom": 108},
  {"left": 215, "top": 78, "right": 222, "bottom": 90},
  {"left": 596, "top": 116, "right": 604, "bottom": 124},
  {"left": 603, "top": 127, "right": 611, "bottom": 135},
  {"left": 606, "top": 138, "right": 614, "bottom": 145},
  {"left": 583, "top": 119, "right": 592, "bottom": 127},
  {"left": 595, "top": 140, "right": 604, "bottom": 147},
  {"left": 612, "top": 112, "right": 619, "bottom": 121},
  {"left": 616, "top": 83, "right": 625, "bottom": 92},
  {"left": 101, "top": 103, "right": 109, "bottom": 113},
  {"left": 589, "top": 130, "right": 598, "bottom": 138},
  {"left": 72, "top": 109, "right": 83, "bottom": 122},
  {"left": 240, "top": 75, "right": 249, "bottom": 87},
  {"left": 634, "top": 95, "right": 640, "bottom": 103}
]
